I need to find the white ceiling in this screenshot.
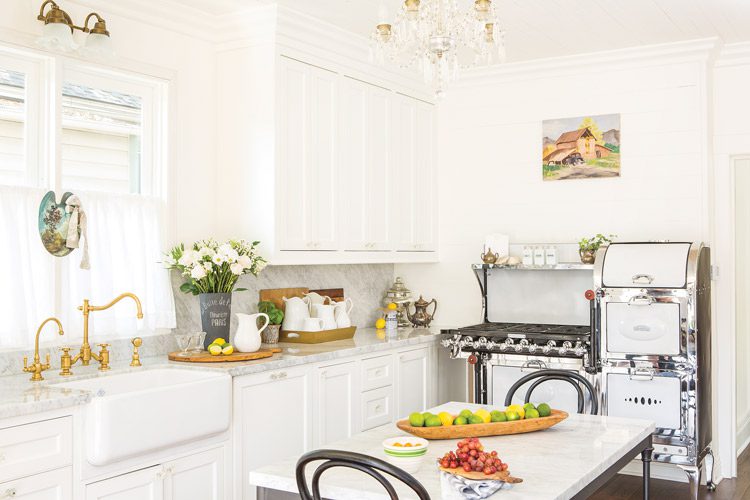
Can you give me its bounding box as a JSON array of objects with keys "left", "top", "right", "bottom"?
[{"left": 177, "top": 0, "right": 750, "bottom": 61}]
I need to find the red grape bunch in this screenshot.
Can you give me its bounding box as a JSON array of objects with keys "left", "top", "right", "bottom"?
[{"left": 439, "top": 437, "right": 509, "bottom": 476}]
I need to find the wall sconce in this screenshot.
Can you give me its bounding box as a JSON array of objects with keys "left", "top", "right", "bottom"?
[{"left": 36, "top": 0, "right": 113, "bottom": 58}]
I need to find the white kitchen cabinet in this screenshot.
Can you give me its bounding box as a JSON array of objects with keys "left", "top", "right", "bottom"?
[
  {"left": 233, "top": 365, "right": 312, "bottom": 499},
  {"left": 85, "top": 466, "right": 163, "bottom": 500},
  {"left": 313, "top": 361, "right": 360, "bottom": 447},
  {"left": 277, "top": 56, "right": 338, "bottom": 251},
  {"left": 394, "top": 95, "right": 437, "bottom": 252},
  {"left": 395, "top": 347, "right": 432, "bottom": 418},
  {"left": 339, "top": 77, "right": 393, "bottom": 252},
  {"left": 0, "top": 467, "right": 72, "bottom": 500},
  {"left": 164, "top": 447, "right": 225, "bottom": 500},
  {"left": 361, "top": 386, "right": 395, "bottom": 431},
  {"left": 0, "top": 417, "right": 72, "bottom": 483}
]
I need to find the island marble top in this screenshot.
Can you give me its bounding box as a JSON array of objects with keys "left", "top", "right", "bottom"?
[
  {"left": 248, "top": 402, "right": 656, "bottom": 500},
  {"left": 0, "top": 327, "right": 442, "bottom": 420}
]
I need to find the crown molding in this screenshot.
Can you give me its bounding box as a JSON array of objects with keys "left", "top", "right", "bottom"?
[
  {"left": 453, "top": 37, "right": 723, "bottom": 88},
  {"left": 716, "top": 42, "right": 750, "bottom": 68}
]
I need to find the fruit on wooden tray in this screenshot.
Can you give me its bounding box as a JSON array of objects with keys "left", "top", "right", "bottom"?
[
  {"left": 439, "top": 438, "right": 510, "bottom": 476},
  {"left": 406, "top": 403, "right": 552, "bottom": 427},
  {"left": 207, "top": 340, "right": 235, "bottom": 356}
]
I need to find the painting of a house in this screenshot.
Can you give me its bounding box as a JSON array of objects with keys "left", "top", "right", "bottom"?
[{"left": 542, "top": 114, "right": 621, "bottom": 181}]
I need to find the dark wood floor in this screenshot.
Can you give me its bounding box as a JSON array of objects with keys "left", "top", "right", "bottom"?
[{"left": 589, "top": 447, "right": 750, "bottom": 499}]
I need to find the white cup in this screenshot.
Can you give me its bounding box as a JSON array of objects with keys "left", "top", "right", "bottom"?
[
  {"left": 302, "top": 318, "right": 325, "bottom": 332},
  {"left": 312, "top": 304, "right": 337, "bottom": 330}
]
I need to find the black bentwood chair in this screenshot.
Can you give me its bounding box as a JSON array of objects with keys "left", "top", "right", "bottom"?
[
  {"left": 504, "top": 369, "right": 599, "bottom": 415},
  {"left": 295, "top": 450, "right": 431, "bottom": 500}
]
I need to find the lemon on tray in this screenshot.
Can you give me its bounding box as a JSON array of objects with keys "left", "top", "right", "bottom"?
[
  {"left": 438, "top": 412, "right": 454, "bottom": 426},
  {"left": 505, "top": 404, "right": 525, "bottom": 419},
  {"left": 208, "top": 344, "right": 223, "bottom": 356},
  {"left": 474, "top": 409, "right": 492, "bottom": 423}
]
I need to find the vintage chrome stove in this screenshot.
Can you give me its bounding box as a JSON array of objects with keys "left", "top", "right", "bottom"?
[
  {"left": 594, "top": 242, "right": 715, "bottom": 498},
  {"left": 442, "top": 263, "right": 597, "bottom": 410}
]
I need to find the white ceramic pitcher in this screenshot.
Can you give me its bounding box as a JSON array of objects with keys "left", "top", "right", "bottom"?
[
  {"left": 334, "top": 298, "right": 354, "bottom": 328},
  {"left": 234, "top": 313, "right": 269, "bottom": 353},
  {"left": 312, "top": 303, "right": 337, "bottom": 330},
  {"left": 282, "top": 296, "right": 310, "bottom": 331}
]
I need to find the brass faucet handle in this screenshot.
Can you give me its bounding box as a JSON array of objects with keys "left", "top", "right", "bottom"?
[
  {"left": 23, "top": 356, "right": 28, "bottom": 371},
  {"left": 97, "top": 343, "right": 111, "bottom": 371},
  {"left": 130, "top": 337, "right": 142, "bottom": 367},
  {"left": 59, "top": 347, "right": 73, "bottom": 376}
]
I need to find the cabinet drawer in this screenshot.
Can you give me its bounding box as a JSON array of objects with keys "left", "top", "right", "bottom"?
[
  {"left": 0, "top": 417, "right": 72, "bottom": 483},
  {"left": 361, "top": 386, "right": 393, "bottom": 431},
  {"left": 361, "top": 355, "right": 393, "bottom": 391},
  {"left": 0, "top": 466, "right": 72, "bottom": 500}
]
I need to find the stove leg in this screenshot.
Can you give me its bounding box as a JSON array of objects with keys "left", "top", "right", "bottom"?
[
  {"left": 679, "top": 465, "right": 701, "bottom": 500},
  {"left": 641, "top": 447, "right": 653, "bottom": 500},
  {"left": 704, "top": 448, "right": 716, "bottom": 491}
]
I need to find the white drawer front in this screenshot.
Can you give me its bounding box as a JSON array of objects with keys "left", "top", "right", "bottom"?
[
  {"left": 606, "top": 302, "right": 681, "bottom": 355},
  {"left": 0, "top": 417, "right": 72, "bottom": 483},
  {"left": 0, "top": 466, "right": 72, "bottom": 500},
  {"left": 361, "top": 386, "right": 393, "bottom": 431},
  {"left": 602, "top": 243, "right": 691, "bottom": 288},
  {"left": 606, "top": 372, "right": 681, "bottom": 430},
  {"left": 361, "top": 355, "right": 393, "bottom": 392}
]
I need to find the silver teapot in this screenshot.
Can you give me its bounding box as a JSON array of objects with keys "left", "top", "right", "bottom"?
[{"left": 405, "top": 296, "right": 437, "bottom": 328}]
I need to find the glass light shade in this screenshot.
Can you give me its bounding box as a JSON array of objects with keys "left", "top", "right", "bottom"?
[
  {"left": 79, "top": 32, "right": 114, "bottom": 59},
  {"left": 37, "top": 22, "right": 77, "bottom": 52}
]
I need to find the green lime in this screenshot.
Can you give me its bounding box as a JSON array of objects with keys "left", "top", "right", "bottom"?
[
  {"left": 537, "top": 403, "right": 552, "bottom": 417},
  {"left": 505, "top": 410, "right": 520, "bottom": 422},
  {"left": 525, "top": 408, "right": 540, "bottom": 419},
  {"left": 459, "top": 409, "right": 473, "bottom": 419},
  {"left": 467, "top": 414, "right": 484, "bottom": 425},
  {"left": 422, "top": 412, "right": 435, "bottom": 421},
  {"left": 453, "top": 416, "right": 468, "bottom": 425},
  {"left": 425, "top": 415, "right": 442, "bottom": 427},
  {"left": 523, "top": 403, "right": 536, "bottom": 412},
  {"left": 490, "top": 410, "right": 507, "bottom": 422},
  {"left": 409, "top": 412, "right": 425, "bottom": 427}
]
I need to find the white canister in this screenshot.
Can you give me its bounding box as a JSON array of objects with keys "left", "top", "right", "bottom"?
[
  {"left": 545, "top": 246, "right": 558, "bottom": 266},
  {"left": 522, "top": 246, "right": 534, "bottom": 266},
  {"left": 533, "top": 246, "right": 546, "bottom": 266}
]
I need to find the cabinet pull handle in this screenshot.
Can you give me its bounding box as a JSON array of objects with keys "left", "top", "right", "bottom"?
[
  {"left": 632, "top": 274, "right": 654, "bottom": 284},
  {"left": 628, "top": 367, "right": 655, "bottom": 381},
  {"left": 1, "top": 489, "right": 16, "bottom": 498},
  {"left": 628, "top": 295, "right": 654, "bottom": 306}
]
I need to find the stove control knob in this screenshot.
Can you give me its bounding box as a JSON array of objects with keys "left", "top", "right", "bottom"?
[
  {"left": 462, "top": 336, "right": 475, "bottom": 348},
  {"left": 574, "top": 342, "right": 586, "bottom": 357},
  {"left": 477, "top": 337, "right": 488, "bottom": 349},
  {"left": 543, "top": 340, "right": 555, "bottom": 354},
  {"left": 468, "top": 354, "right": 478, "bottom": 365},
  {"left": 559, "top": 341, "right": 572, "bottom": 355},
  {"left": 528, "top": 343, "right": 538, "bottom": 354},
  {"left": 515, "top": 339, "right": 529, "bottom": 353},
  {"left": 486, "top": 340, "right": 496, "bottom": 350},
  {"left": 498, "top": 342, "right": 508, "bottom": 352}
]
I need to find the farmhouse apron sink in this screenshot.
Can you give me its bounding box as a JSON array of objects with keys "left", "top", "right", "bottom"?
[{"left": 53, "top": 368, "right": 231, "bottom": 466}]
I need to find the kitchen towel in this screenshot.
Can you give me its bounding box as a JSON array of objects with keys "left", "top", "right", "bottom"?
[{"left": 439, "top": 471, "right": 511, "bottom": 499}]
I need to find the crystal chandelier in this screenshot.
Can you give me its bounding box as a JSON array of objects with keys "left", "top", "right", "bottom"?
[{"left": 371, "top": 0, "right": 506, "bottom": 96}]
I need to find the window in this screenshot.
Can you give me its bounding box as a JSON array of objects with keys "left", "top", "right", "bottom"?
[{"left": 0, "top": 48, "right": 174, "bottom": 349}]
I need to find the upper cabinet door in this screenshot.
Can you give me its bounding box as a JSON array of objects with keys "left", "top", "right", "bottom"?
[
  {"left": 394, "top": 95, "right": 437, "bottom": 252},
  {"left": 339, "top": 78, "right": 392, "bottom": 251},
  {"left": 277, "top": 57, "right": 338, "bottom": 251}
]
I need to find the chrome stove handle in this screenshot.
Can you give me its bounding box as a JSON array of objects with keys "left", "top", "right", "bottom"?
[
  {"left": 628, "top": 367, "right": 655, "bottom": 381},
  {"left": 542, "top": 340, "right": 555, "bottom": 355},
  {"left": 628, "top": 295, "right": 654, "bottom": 306},
  {"left": 520, "top": 359, "right": 547, "bottom": 372},
  {"left": 632, "top": 274, "right": 655, "bottom": 285}
]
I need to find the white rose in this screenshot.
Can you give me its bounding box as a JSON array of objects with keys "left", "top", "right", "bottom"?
[
  {"left": 191, "top": 265, "right": 207, "bottom": 280},
  {"left": 230, "top": 262, "right": 244, "bottom": 275},
  {"left": 238, "top": 255, "right": 252, "bottom": 268},
  {"left": 178, "top": 250, "right": 198, "bottom": 267},
  {"left": 199, "top": 247, "right": 215, "bottom": 258}
]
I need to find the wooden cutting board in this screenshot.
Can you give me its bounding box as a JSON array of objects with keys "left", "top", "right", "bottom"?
[
  {"left": 259, "top": 288, "right": 309, "bottom": 311},
  {"left": 438, "top": 466, "right": 523, "bottom": 484},
  {"left": 168, "top": 347, "right": 281, "bottom": 363},
  {"left": 310, "top": 288, "right": 345, "bottom": 303}
]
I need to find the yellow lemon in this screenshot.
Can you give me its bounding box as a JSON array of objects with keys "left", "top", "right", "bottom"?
[
  {"left": 438, "top": 412, "right": 454, "bottom": 426},
  {"left": 474, "top": 409, "right": 492, "bottom": 423},
  {"left": 505, "top": 404, "right": 525, "bottom": 419},
  {"left": 375, "top": 318, "right": 386, "bottom": 329},
  {"left": 213, "top": 338, "right": 227, "bottom": 346},
  {"left": 221, "top": 344, "right": 234, "bottom": 355},
  {"left": 208, "top": 344, "right": 222, "bottom": 356},
  {"left": 387, "top": 303, "right": 398, "bottom": 310}
]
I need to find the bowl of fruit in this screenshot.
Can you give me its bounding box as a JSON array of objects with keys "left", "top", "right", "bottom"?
[
  {"left": 438, "top": 437, "right": 522, "bottom": 484},
  {"left": 382, "top": 437, "right": 429, "bottom": 473},
  {"left": 397, "top": 403, "right": 566, "bottom": 439}
]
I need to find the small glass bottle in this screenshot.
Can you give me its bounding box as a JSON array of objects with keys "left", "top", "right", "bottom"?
[
  {"left": 545, "top": 245, "right": 557, "bottom": 266},
  {"left": 533, "top": 246, "right": 546, "bottom": 266}
]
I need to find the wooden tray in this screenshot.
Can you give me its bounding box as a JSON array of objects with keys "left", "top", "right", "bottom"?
[
  {"left": 259, "top": 287, "right": 309, "bottom": 311},
  {"left": 168, "top": 347, "right": 281, "bottom": 363},
  {"left": 279, "top": 326, "right": 356, "bottom": 344},
  {"left": 396, "top": 410, "right": 568, "bottom": 439},
  {"left": 438, "top": 465, "right": 523, "bottom": 484}
]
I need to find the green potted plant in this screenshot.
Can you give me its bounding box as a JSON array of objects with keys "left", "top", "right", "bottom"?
[
  {"left": 258, "top": 301, "right": 284, "bottom": 344},
  {"left": 578, "top": 234, "right": 615, "bottom": 264}
]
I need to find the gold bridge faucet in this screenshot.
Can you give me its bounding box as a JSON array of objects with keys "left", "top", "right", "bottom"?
[
  {"left": 61, "top": 293, "right": 143, "bottom": 375},
  {"left": 24, "top": 317, "right": 65, "bottom": 381}
]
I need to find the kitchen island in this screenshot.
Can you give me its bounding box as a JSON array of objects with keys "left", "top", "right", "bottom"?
[{"left": 249, "top": 402, "right": 656, "bottom": 500}]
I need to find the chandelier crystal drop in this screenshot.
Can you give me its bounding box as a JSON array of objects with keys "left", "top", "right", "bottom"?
[{"left": 371, "top": 0, "right": 506, "bottom": 96}]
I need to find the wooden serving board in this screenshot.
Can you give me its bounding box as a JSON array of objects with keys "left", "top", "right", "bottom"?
[
  {"left": 259, "top": 288, "right": 309, "bottom": 311},
  {"left": 279, "top": 326, "right": 356, "bottom": 344},
  {"left": 396, "top": 410, "right": 568, "bottom": 439},
  {"left": 168, "top": 347, "right": 281, "bottom": 363},
  {"left": 310, "top": 288, "right": 345, "bottom": 303},
  {"left": 438, "top": 466, "right": 523, "bottom": 484}
]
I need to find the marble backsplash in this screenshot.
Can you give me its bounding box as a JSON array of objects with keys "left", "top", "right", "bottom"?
[
  {"left": 172, "top": 263, "right": 395, "bottom": 337},
  {"left": 0, "top": 264, "right": 395, "bottom": 377}
]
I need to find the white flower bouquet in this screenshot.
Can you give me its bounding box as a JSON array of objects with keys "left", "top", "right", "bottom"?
[{"left": 165, "top": 238, "right": 267, "bottom": 295}]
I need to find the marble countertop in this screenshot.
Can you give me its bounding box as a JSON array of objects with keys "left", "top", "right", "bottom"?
[
  {"left": 0, "top": 327, "right": 443, "bottom": 421},
  {"left": 249, "top": 402, "right": 656, "bottom": 500}
]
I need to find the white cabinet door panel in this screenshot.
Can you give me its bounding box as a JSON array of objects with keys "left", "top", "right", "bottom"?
[
  {"left": 361, "top": 386, "right": 394, "bottom": 431},
  {"left": 164, "top": 447, "right": 224, "bottom": 500},
  {"left": 0, "top": 417, "right": 72, "bottom": 483},
  {"left": 396, "top": 347, "right": 430, "bottom": 418},
  {"left": 85, "top": 466, "right": 163, "bottom": 500},
  {"left": 0, "top": 467, "right": 72, "bottom": 500},
  {"left": 314, "top": 362, "right": 359, "bottom": 446}
]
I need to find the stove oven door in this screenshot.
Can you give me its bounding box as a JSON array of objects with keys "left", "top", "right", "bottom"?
[
  {"left": 603, "top": 365, "right": 689, "bottom": 439},
  {"left": 600, "top": 290, "right": 689, "bottom": 361}
]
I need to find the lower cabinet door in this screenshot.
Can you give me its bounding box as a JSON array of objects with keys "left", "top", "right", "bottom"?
[
  {"left": 164, "top": 447, "right": 224, "bottom": 500},
  {"left": 0, "top": 467, "right": 72, "bottom": 500},
  {"left": 396, "top": 347, "right": 430, "bottom": 418},
  {"left": 361, "top": 386, "right": 394, "bottom": 431},
  {"left": 85, "top": 466, "right": 163, "bottom": 500},
  {"left": 314, "top": 361, "right": 360, "bottom": 447}
]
